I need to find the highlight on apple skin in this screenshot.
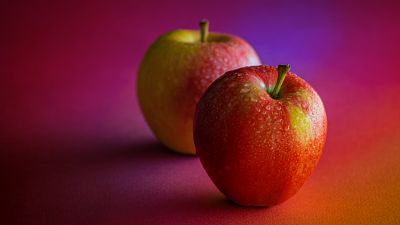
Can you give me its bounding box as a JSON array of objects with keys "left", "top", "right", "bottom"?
[
  {"left": 194, "top": 65, "right": 327, "bottom": 206},
  {"left": 137, "top": 20, "right": 261, "bottom": 154}
]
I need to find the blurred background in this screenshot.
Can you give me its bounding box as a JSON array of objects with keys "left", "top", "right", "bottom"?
[{"left": 1, "top": 0, "right": 400, "bottom": 224}]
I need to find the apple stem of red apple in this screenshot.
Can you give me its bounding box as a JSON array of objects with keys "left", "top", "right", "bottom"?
[
  {"left": 200, "top": 19, "right": 209, "bottom": 43},
  {"left": 271, "top": 64, "right": 291, "bottom": 99}
]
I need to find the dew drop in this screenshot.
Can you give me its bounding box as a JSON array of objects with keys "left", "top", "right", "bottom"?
[{"left": 240, "top": 88, "right": 250, "bottom": 93}]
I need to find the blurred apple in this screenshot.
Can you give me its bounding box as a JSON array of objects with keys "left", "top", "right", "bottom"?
[
  {"left": 194, "top": 65, "right": 327, "bottom": 206},
  {"left": 137, "top": 20, "right": 261, "bottom": 154}
]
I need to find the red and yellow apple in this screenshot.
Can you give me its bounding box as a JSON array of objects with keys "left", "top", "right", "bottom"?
[
  {"left": 194, "top": 65, "right": 327, "bottom": 206},
  {"left": 137, "top": 20, "right": 261, "bottom": 154}
]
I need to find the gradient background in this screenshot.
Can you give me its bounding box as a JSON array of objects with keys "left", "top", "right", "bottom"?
[{"left": 2, "top": 0, "right": 400, "bottom": 224}]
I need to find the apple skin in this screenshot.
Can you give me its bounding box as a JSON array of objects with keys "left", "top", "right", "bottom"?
[
  {"left": 194, "top": 65, "right": 327, "bottom": 206},
  {"left": 137, "top": 29, "right": 260, "bottom": 154}
]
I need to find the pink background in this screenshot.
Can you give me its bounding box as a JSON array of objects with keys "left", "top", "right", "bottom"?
[{"left": 2, "top": 0, "right": 400, "bottom": 224}]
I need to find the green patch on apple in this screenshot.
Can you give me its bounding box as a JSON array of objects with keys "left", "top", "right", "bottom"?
[{"left": 287, "top": 104, "right": 312, "bottom": 144}]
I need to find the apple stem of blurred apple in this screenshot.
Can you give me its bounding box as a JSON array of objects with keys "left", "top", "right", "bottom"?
[
  {"left": 200, "top": 19, "right": 209, "bottom": 43},
  {"left": 271, "top": 64, "right": 291, "bottom": 99}
]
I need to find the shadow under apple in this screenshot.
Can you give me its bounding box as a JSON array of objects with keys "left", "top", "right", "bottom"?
[{"left": 8, "top": 137, "right": 275, "bottom": 225}]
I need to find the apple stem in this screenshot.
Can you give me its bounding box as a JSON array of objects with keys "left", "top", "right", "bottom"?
[
  {"left": 271, "top": 64, "right": 291, "bottom": 99},
  {"left": 199, "top": 19, "right": 209, "bottom": 43}
]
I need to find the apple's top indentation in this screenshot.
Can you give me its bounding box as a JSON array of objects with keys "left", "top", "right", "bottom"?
[
  {"left": 160, "top": 20, "right": 232, "bottom": 44},
  {"left": 162, "top": 31, "right": 232, "bottom": 44}
]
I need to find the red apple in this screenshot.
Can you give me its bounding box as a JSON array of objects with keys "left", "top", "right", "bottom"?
[
  {"left": 194, "top": 65, "right": 327, "bottom": 206},
  {"left": 137, "top": 20, "right": 260, "bottom": 154}
]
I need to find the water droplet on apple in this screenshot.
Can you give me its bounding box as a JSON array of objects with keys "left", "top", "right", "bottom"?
[{"left": 240, "top": 88, "right": 250, "bottom": 93}]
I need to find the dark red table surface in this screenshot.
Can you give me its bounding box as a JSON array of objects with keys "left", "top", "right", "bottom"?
[{"left": 2, "top": 1, "right": 400, "bottom": 224}]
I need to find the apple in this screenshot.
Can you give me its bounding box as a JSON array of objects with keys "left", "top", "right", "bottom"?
[
  {"left": 137, "top": 20, "right": 261, "bottom": 154},
  {"left": 194, "top": 65, "right": 327, "bottom": 206}
]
